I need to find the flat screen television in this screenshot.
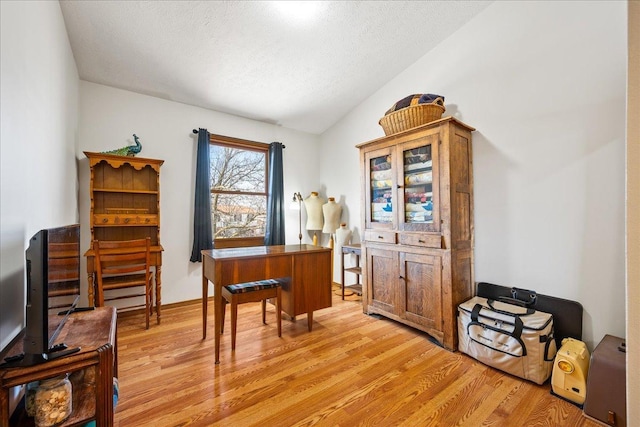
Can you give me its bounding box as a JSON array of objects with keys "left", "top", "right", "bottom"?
[{"left": 2, "top": 224, "right": 82, "bottom": 367}]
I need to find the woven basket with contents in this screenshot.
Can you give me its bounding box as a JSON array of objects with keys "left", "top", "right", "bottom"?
[{"left": 379, "top": 94, "right": 445, "bottom": 136}]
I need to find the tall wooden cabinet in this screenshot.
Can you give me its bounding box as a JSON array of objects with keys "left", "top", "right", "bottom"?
[
  {"left": 357, "top": 117, "right": 475, "bottom": 350},
  {"left": 83, "top": 152, "right": 164, "bottom": 322}
]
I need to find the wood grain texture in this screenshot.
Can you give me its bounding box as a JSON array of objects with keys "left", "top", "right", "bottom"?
[{"left": 114, "top": 290, "right": 597, "bottom": 427}]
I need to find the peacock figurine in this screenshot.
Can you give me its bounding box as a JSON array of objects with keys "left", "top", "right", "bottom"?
[{"left": 102, "top": 134, "right": 143, "bottom": 157}]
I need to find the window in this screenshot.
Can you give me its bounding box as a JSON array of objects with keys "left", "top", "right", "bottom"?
[{"left": 209, "top": 134, "right": 268, "bottom": 248}]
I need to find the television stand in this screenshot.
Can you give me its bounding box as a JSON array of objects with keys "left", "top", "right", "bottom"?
[
  {"left": 46, "top": 346, "right": 81, "bottom": 360},
  {"left": 0, "top": 307, "right": 117, "bottom": 427},
  {"left": 0, "top": 343, "right": 81, "bottom": 369},
  {"left": 57, "top": 306, "right": 95, "bottom": 316}
]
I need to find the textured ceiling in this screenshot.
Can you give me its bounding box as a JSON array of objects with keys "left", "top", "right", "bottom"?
[{"left": 60, "top": 1, "right": 491, "bottom": 135}]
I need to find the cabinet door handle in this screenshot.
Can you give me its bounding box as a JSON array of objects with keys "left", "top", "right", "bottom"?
[
  {"left": 102, "top": 218, "right": 108, "bottom": 223},
  {"left": 399, "top": 275, "right": 405, "bottom": 280},
  {"left": 397, "top": 184, "right": 403, "bottom": 189},
  {"left": 418, "top": 239, "right": 425, "bottom": 243},
  {"left": 377, "top": 235, "right": 384, "bottom": 239},
  {"left": 124, "top": 218, "right": 130, "bottom": 224}
]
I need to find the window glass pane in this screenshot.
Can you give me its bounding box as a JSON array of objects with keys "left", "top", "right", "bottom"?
[
  {"left": 211, "top": 193, "right": 266, "bottom": 238},
  {"left": 210, "top": 145, "right": 266, "bottom": 193},
  {"left": 403, "top": 145, "right": 433, "bottom": 224},
  {"left": 370, "top": 154, "right": 393, "bottom": 223}
]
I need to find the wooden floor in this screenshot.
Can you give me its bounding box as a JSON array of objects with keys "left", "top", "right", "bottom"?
[{"left": 114, "top": 288, "right": 598, "bottom": 427}]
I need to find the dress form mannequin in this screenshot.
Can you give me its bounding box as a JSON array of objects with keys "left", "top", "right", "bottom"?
[
  {"left": 335, "top": 223, "right": 352, "bottom": 247},
  {"left": 304, "top": 191, "right": 324, "bottom": 245},
  {"left": 322, "top": 197, "right": 342, "bottom": 249}
]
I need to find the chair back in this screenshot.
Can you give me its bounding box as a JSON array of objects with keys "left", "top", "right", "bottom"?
[
  {"left": 94, "top": 238, "right": 151, "bottom": 279},
  {"left": 93, "top": 238, "right": 153, "bottom": 330}
]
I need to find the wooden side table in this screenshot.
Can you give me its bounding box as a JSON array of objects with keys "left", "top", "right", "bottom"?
[
  {"left": 341, "top": 244, "right": 362, "bottom": 300},
  {"left": 0, "top": 307, "right": 117, "bottom": 426}
]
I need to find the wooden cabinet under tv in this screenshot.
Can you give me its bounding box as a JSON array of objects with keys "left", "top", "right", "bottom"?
[
  {"left": 357, "top": 117, "right": 475, "bottom": 350},
  {"left": 83, "top": 152, "right": 164, "bottom": 316},
  {"left": 0, "top": 307, "right": 117, "bottom": 427}
]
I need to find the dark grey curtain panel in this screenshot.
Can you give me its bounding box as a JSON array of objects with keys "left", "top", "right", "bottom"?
[
  {"left": 190, "top": 128, "right": 214, "bottom": 262},
  {"left": 264, "top": 142, "right": 285, "bottom": 246}
]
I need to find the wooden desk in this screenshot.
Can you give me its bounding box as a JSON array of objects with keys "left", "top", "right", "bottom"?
[
  {"left": 0, "top": 307, "right": 117, "bottom": 427},
  {"left": 201, "top": 245, "right": 332, "bottom": 364},
  {"left": 85, "top": 247, "right": 163, "bottom": 322}
]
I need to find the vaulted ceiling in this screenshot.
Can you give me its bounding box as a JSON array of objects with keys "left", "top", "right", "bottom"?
[{"left": 60, "top": 1, "right": 492, "bottom": 134}]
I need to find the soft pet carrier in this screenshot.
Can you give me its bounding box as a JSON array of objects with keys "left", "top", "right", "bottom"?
[{"left": 458, "top": 296, "right": 557, "bottom": 385}]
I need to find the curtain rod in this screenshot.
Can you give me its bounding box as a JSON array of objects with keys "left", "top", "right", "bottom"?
[{"left": 192, "top": 129, "right": 285, "bottom": 148}]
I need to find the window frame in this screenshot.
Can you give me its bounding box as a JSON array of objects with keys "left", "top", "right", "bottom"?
[{"left": 209, "top": 133, "right": 269, "bottom": 248}]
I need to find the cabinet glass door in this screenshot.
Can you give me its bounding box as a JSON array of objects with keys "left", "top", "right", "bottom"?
[
  {"left": 366, "top": 149, "right": 394, "bottom": 229},
  {"left": 400, "top": 135, "right": 439, "bottom": 231}
]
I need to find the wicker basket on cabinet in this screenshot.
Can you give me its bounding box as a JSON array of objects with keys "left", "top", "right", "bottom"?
[{"left": 379, "top": 97, "right": 445, "bottom": 136}]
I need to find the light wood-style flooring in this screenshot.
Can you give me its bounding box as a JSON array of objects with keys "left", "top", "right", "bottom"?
[{"left": 114, "top": 288, "right": 597, "bottom": 426}]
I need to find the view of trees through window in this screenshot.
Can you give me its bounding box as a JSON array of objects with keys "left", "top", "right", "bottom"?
[{"left": 209, "top": 141, "right": 267, "bottom": 240}]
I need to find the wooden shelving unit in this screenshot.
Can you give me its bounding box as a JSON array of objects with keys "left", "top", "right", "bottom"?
[
  {"left": 341, "top": 244, "right": 362, "bottom": 300},
  {"left": 83, "top": 152, "right": 164, "bottom": 323}
]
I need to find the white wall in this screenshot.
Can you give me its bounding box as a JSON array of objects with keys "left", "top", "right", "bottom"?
[
  {"left": 0, "top": 0, "right": 79, "bottom": 347},
  {"left": 77, "top": 82, "right": 321, "bottom": 306},
  {"left": 0, "top": 0, "right": 79, "bottom": 413},
  {"left": 627, "top": 0, "right": 639, "bottom": 422},
  {"left": 319, "top": 1, "right": 627, "bottom": 350}
]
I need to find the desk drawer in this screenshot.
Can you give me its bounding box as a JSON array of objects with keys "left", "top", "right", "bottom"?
[
  {"left": 399, "top": 233, "right": 441, "bottom": 249},
  {"left": 94, "top": 214, "right": 158, "bottom": 226},
  {"left": 364, "top": 230, "right": 396, "bottom": 244}
]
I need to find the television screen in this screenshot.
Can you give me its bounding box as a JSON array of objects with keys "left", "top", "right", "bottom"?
[
  {"left": 46, "top": 225, "right": 81, "bottom": 344},
  {"left": 20, "top": 224, "right": 80, "bottom": 364}
]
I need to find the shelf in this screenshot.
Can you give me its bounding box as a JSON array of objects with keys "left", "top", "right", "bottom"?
[
  {"left": 94, "top": 223, "right": 157, "bottom": 228},
  {"left": 345, "top": 267, "right": 362, "bottom": 275},
  {"left": 345, "top": 283, "right": 363, "bottom": 295},
  {"left": 10, "top": 379, "right": 97, "bottom": 427},
  {"left": 93, "top": 188, "right": 158, "bottom": 195},
  {"left": 84, "top": 151, "right": 164, "bottom": 172}
]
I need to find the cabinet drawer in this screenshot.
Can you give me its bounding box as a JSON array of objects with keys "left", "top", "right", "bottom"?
[
  {"left": 399, "top": 233, "right": 441, "bottom": 249},
  {"left": 364, "top": 230, "right": 397, "bottom": 244},
  {"left": 342, "top": 245, "right": 361, "bottom": 256},
  {"left": 94, "top": 214, "right": 158, "bottom": 226}
]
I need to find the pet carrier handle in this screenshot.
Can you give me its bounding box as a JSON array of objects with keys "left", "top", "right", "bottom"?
[
  {"left": 495, "top": 287, "right": 538, "bottom": 307},
  {"left": 512, "top": 287, "right": 537, "bottom": 305},
  {"left": 487, "top": 299, "right": 535, "bottom": 315},
  {"left": 497, "top": 297, "right": 532, "bottom": 307}
]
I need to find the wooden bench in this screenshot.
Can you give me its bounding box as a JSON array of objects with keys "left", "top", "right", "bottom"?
[{"left": 220, "top": 279, "right": 282, "bottom": 352}]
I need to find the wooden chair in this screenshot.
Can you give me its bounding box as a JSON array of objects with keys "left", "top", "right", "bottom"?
[
  {"left": 93, "top": 238, "right": 153, "bottom": 329},
  {"left": 220, "top": 279, "right": 282, "bottom": 352}
]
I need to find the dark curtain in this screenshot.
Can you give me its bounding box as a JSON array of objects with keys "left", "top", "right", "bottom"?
[
  {"left": 264, "top": 142, "right": 285, "bottom": 246},
  {"left": 190, "top": 128, "right": 214, "bottom": 262}
]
